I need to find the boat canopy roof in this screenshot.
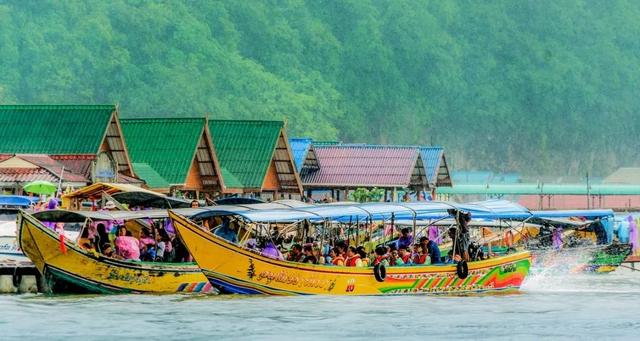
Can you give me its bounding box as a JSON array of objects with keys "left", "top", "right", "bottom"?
[
  {"left": 30, "top": 208, "right": 173, "bottom": 222},
  {"left": 110, "top": 191, "right": 192, "bottom": 209},
  {"left": 32, "top": 200, "right": 614, "bottom": 225},
  {"left": 187, "top": 199, "right": 533, "bottom": 223},
  {"left": 27, "top": 200, "right": 306, "bottom": 223},
  {"left": 62, "top": 182, "right": 158, "bottom": 200},
  {"left": 530, "top": 209, "right": 614, "bottom": 219}
]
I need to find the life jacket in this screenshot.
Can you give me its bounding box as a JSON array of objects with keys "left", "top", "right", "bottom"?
[
  {"left": 332, "top": 255, "right": 345, "bottom": 266},
  {"left": 373, "top": 255, "right": 385, "bottom": 266},
  {"left": 401, "top": 254, "right": 411, "bottom": 264},
  {"left": 346, "top": 255, "right": 361, "bottom": 267},
  {"left": 416, "top": 254, "right": 428, "bottom": 265}
]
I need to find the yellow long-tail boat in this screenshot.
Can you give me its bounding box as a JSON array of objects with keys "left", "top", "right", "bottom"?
[
  {"left": 18, "top": 209, "right": 213, "bottom": 294},
  {"left": 170, "top": 210, "right": 532, "bottom": 296}
]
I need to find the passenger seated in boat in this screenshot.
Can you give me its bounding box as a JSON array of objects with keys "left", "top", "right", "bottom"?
[
  {"left": 372, "top": 246, "right": 389, "bottom": 266},
  {"left": 389, "top": 249, "right": 405, "bottom": 266},
  {"left": 331, "top": 247, "right": 345, "bottom": 266},
  {"left": 302, "top": 244, "right": 317, "bottom": 264},
  {"left": 325, "top": 248, "right": 334, "bottom": 264},
  {"left": 396, "top": 227, "right": 413, "bottom": 250},
  {"left": 413, "top": 243, "right": 430, "bottom": 265},
  {"left": 141, "top": 244, "right": 157, "bottom": 261},
  {"left": 399, "top": 247, "right": 412, "bottom": 264},
  {"left": 287, "top": 244, "right": 303, "bottom": 262},
  {"left": 101, "top": 244, "right": 123, "bottom": 260},
  {"left": 356, "top": 246, "right": 370, "bottom": 267},
  {"left": 262, "top": 241, "right": 284, "bottom": 260},
  {"left": 139, "top": 229, "right": 155, "bottom": 248},
  {"left": 78, "top": 228, "right": 94, "bottom": 251},
  {"left": 345, "top": 246, "right": 363, "bottom": 267},
  {"left": 155, "top": 234, "right": 166, "bottom": 262},
  {"left": 214, "top": 219, "right": 239, "bottom": 244},
  {"left": 114, "top": 227, "right": 140, "bottom": 261},
  {"left": 420, "top": 237, "right": 442, "bottom": 264},
  {"left": 95, "top": 223, "right": 110, "bottom": 253}
]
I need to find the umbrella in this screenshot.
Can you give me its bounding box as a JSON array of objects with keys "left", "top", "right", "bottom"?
[{"left": 23, "top": 180, "right": 57, "bottom": 195}]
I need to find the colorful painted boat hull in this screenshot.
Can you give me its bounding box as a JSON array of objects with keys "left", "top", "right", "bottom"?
[
  {"left": 531, "top": 244, "right": 631, "bottom": 274},
  {"left": 171, "top": 211, "right": 532, "bottom": 296},
  {"left": 17, "top": 211, "right": 213, "bottom": 294}
]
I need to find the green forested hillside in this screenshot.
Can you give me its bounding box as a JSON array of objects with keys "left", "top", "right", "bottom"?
[{"left": 1, "top": 0, "right": 639, "bottom": 176}]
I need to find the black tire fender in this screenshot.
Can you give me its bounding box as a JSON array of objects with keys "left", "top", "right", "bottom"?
[
  {"left": 12, "top": 268, "right": 22, "bottom": 288},
  {"left": 374, "top": 263, "right": 386, "bottom": 282},
  {"left": 456, "top": 260, "right": 469, "bottom": 279}
]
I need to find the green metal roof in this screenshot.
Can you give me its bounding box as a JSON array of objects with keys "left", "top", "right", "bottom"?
[
  {"left": 131, "top": 163, "right": 170, "bottom": 189},
  {"left": 0, "top": 104, "right": 115, "bottom": 154},
  {"left": 438, "top": 184, "right": 640, "bottom": 195},
  {"left": 208, "top": 120, "right": 282, "bottom": 189},
  {"left": 121, "top": 118, "right": 204, "bottom": 186}
]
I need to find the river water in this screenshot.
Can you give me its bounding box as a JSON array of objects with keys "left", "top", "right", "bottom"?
[{"left": 1, "top": 269, "right": 639, "bottom": 340}]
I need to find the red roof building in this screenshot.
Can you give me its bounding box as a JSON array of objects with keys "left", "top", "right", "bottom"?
[
  {"left": 300, "top": 144, "right": 430, "bottom": 201},
  {"left": 0, "top": 155, "right": 92, "bottom": 194}
]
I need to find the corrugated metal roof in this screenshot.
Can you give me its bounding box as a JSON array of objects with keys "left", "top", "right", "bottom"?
[
  {"left": 420, "top": 147, "right": 443, "bottom": 184},
  {"left": 0, "top": 105, "right": 115, "bottom": 154},
  {"left": 0, "top": 153, "right": 90, "bottom": 184},
  {"left": 302, "top": 145, "right": 427, "bottom": 188},
  {"left": 289, "top": 137, "right": 320, "bottom": 173},
  {"left": 121, "top": 118, "right": 205, "bottom": 186},
  {"left": 18, "top": 154, "right": 88, "bottom": 182},
  {"left": 50, "top": 155, "right": 94, "bottom": 179},
  {"left": 438, "top": 184, "right": 640, "bottom": 195},
  {"left": 131, "top": 163, "right": 170, "bottom": 189},
  {"left": 0, "top": 168, "right": 58, "bottom": 183},
  {"left": 208, "top": 120, "right": 282, "bottom": 190},
  {"left": 289, "top": 138, "right": 312, "bottom": 172}
]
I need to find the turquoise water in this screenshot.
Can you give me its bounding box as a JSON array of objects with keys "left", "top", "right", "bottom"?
[{"left": 1, "top": 271, "right": 640, "bottom": 340}]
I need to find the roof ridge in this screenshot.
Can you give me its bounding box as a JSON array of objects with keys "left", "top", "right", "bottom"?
[
  {"left": 0, "top": 104, "right": 115, "bottom": 109},
  {"left": 315, "top": 144, "right": 420, "bottom": 149},
  {"left": 210, "top": 119, "right": 284, "bottom": 125},
  {"left": 121, "top": 117, "right": 205, "bottom": 123}
]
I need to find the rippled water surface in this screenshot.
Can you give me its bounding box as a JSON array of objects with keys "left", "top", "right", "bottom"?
[{"left": 2, "top": 270, "right": 640, "bottom": 340}]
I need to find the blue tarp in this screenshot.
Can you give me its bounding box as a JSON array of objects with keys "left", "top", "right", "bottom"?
[
  {"left": 530, "top": 209, "right": 615, "bottom": 219},
  {"left": 0, "top": 195, "right": 38, "bottom": 207}
]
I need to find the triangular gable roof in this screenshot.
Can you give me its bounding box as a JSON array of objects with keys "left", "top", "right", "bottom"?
[
  {"left": 420, "top": 147, "right": 452, "bottom": 187},
  {"left": 0, "top": 104, "right": 133, "bottom": 176},
  {"left": 301, "top": 144, "right": 428, "bottom": 189},
  {"left": 289, "top": 137, "right": 320, "bottom": 173},
  {"left": 208, "top": 120, "right": 301, "bottom": 193},
  {"left": 121, "top": 117, "right": 223, "bottom": 191}
]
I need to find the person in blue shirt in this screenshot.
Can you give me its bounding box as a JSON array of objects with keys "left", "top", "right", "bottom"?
[
  {"left": 214, "top": 218, "right": 239, "bottom": 244},
  {"left": 396, "top": 228, "right": 413, "bottom": 250},
  {"left": 420, "top": 236, "right": 442, "bottom": 264}
]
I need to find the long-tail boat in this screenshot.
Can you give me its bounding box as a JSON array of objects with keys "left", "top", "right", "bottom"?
[
  {"left": 18, "top": 208, "right": 214, "bottom": 294},
  {"left": 170, "top": 200, "right": 532, "bottom": 296}
]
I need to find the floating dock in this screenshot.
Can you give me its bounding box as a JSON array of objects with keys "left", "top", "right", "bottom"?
[{"left": 0, "top": 257, "right": 45, "bottom": 293}]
